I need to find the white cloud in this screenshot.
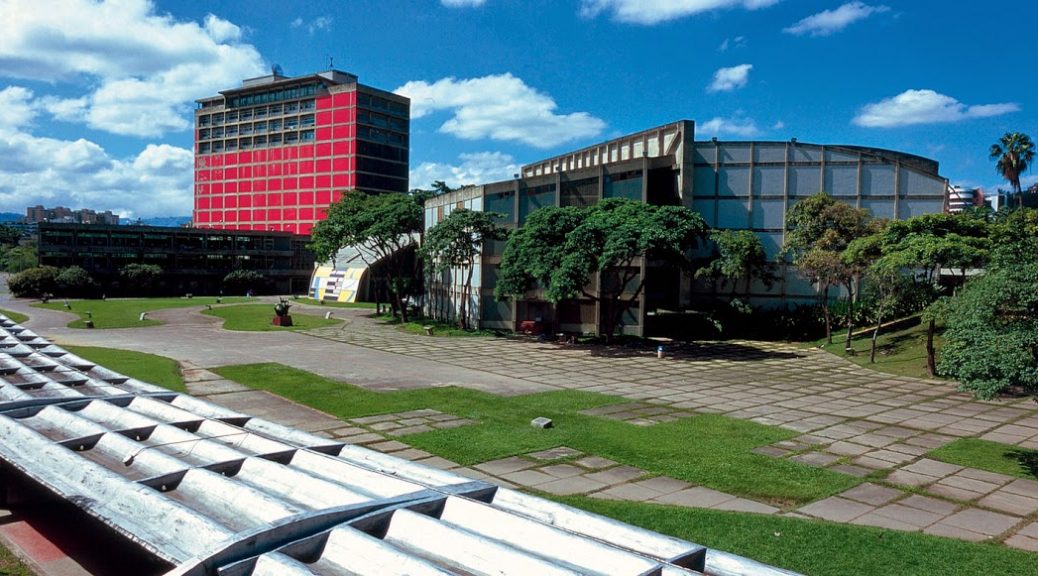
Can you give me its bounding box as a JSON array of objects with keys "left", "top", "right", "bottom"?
[
  {"left": 290, "top": 15, "right": 333, "bottom": 35},
  {"left": 697, "top": 116, "right": 762, "bottom": 137},
  {"left": 442, "top": 0, "right": 487, "bottom": 6},
  {"left": 784, "top": 2, "right": 889, "bottom": 37},
  {"left": 396, "top": 73, "right": 605, "bottom": 148},
  {"left": 0, "top": 111, "right": 193, "bottom": 218},
  {"left": 718, "top": 36, "right": 746, "bottom": 51},
  {"left": 853, "top": 89, "right": 1020, "bottom": 128},
  {"left": 772, "top": 120, "right": 785, "bottom": 130},
  {"left": 0, "top": 0, "right": 265, "bottom": 137},
  {"left": 411, "top": 152, "right": 520, "bottom": 190},
  {"left": 707, "top": 64, "right": 752, "bottom": 92},
  {"left": 0, "top": 87, "right": 38, "bottom": 129},
  {"left": 580, "top": 0, "right": 780, "bottom": 25}
]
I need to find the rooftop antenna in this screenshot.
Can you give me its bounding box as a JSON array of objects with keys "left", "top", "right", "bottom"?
[
  {"left": 328, "top": 55, "right": 334, "bottom": 69},
  {"left": 272, "top": 63, "right": 284, "bottom": 77}
]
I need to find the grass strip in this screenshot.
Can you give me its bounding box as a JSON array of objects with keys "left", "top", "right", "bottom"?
[
  {"left": 34, "top": 297, "right": 250, "bottom": 329},
  {"left": 202, "top": 303, "right": 342, "bottom": 331},
  {"left": 929, "top": 438, "right": 1038, "bottom": 480},
  {"left": 213, "top": 362, "right": 858, "bottom": 504},
  {"left": 563, "top": 497, "right": 1038, "bottom": 576},
  {"left": 63, "top": 345, "right": 186, "bottom": 393},
  {"left": 0, "top": 308, "right": 28, "bottom": 324}
]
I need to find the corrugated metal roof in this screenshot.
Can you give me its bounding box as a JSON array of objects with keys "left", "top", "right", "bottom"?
[{"left": 0, "top": 314, "right": 799, "bottom": 576}]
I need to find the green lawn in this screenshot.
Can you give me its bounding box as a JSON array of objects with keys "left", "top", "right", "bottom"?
[
  {"left": 63, "top": 345, "right": 186, "bottom": 392},
  {"left": 213, "top": 363, "right": 857, "bottom": 505},
  {"left": 567, "top": 497, "right": 1038, "bottom": 576},
  {"left": 929, "top": 438, "right": 1038, "bottom": 480},
  {"left": 0, "top": 307, "right": 28, "bottom": 324},
  {"left": 811, "top": 316, "right": 943, "bottom": 380},
  {"left": 375, "top": 313, "right": 500, "bottom": 337},
  {"left": 34, "top": 297, "right": 250, "bottom": 329},
  {"left": 202, "top": 303, "right": 343, "bottom": 331}
]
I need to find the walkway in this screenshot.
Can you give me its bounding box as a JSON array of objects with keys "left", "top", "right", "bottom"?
[{"left": 5, "top": 298, "right": 1038, "bottom": 552}]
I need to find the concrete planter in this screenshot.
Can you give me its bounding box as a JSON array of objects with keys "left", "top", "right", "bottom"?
[{"left": 272, "top": 315, "right": 293, "bottom": 327}]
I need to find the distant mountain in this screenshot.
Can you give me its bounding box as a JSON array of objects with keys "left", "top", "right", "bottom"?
[
  {"left": 125, "top": 216, "right": 192, "bottom": 227},
  {"left": 0, "top": 213, "right": 23, "bottom": 223}
]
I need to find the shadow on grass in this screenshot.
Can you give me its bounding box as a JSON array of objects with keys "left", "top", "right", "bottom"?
[
  {"left": 583, "top": 340, "right": 803, "bottom": 362},
  {"left": 1008, "top": 448, "right": 1038, "bottom": 477}
]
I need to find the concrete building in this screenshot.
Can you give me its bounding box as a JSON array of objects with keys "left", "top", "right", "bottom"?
[
  {"left": 38, "top": 223, "right": 314, "bottom": 295},
  {"left": 25, "top": 205, "right": 119, "bottom": 225},
  {"left": 947, "top": 186, "right": 982, "bottom": 213},
  {"left": 423, "top": 120, "right": 950, "bottom": 336},
  {"left": 193, "top": 69, "right": 409, "bottom": 234}
]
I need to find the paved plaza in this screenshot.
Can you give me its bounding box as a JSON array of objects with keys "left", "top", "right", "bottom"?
[{"left": 6, "top": 299, "right": 1038, "bottom": 552}]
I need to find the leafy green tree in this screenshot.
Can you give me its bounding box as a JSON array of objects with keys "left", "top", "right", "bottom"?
[
  {"left": 7, "top": 266, "right": 59, "bottom": 298},
  {"left": 55, "top": 266, "right": 97, "bottom": 298},
  {"left": 309, "top": 190, "right": 423, "bottom": 322},
  {"left": 120, "top": 263, "right": 163, "bottom": 292},
  {"left": 938, "top": 238, "right": 1038, "bottom": 399},
  {"left": 223, "top": 269, "right": 265, "bottom": 295},
  {"left": 990, "top": 132, "right": 1036, "bottom": 208},
  {"left": 696, "top": 229, "right": 774, "bottom": 313},
  {"left": 421, "top": 209, "right": 507, "bottom": 329},
  {"left": 0, "top": 244, "right": 38, "bottom": 273},
  {"left": 875, "top": 213, "right": 990, "bottom": 375},
  {"left": 496, "top": 198, "right": 707, "bottom": 341},
  {"left": 0, "top": 225, "right": 21, "bottom": 247},
  {"left": 784, "top": 192, "right": 876, "bottom": 346}
]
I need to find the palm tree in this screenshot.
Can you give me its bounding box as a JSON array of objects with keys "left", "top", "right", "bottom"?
[{"left": 990, "top": 132, "right": 1036, "bottom": 208}]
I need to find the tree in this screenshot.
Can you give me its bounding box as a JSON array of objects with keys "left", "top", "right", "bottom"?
[
  {"left": 875, "top": 213, "right": 990, "bottom": 375},
  {"left": 309, "top": 190, "right": 423, "bottom": 322},
  {"left": 938, "top": 238, "right": 1038, "bottom": 399},
  {"left": 784, "top": 192, "right": 876, "bottom": 346},
  {"left": 7, "top": 266, "right": 59, "bottom": 298},
  {"left": 696, "top": 229, "right": 773, "bottom": 313},
  {"left": 990, "top": 132, "right": 1036, "bottom": 208},
  {"left": 223, "top": 269, "right": 265, "bottom": 295},
  {"left": 0, "top": 244, "right": 37, "bottom": 273},
  {"left": 55, "top": 266, "right": 97, "bottom": 298},
  {"left": 0, "top": 225, "right": 21, "bottom": 247},
  {"left": 120, "top": 263, "right": 163, "bottom": 292},
  {"left": 496, "top": 198, "right": 707, "bottom": 342},
  {"left": 421, "top": 209, "right": 507, "bottom": 329}
]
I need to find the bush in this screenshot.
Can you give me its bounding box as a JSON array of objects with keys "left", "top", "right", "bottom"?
[
  {"left": 7, "top": 266, "right": 59, "bottom": 298},
  {"left": 119, "top": 263, "right": 162, "bottom": 291},
  {"left": 223, "top": 269, "right": 266, "bottom": 295},
  {"left": 56, "top": 266, "right": 98, "bottom": 298}
]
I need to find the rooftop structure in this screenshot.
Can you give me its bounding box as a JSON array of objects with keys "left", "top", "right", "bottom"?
[
  {"left": 0, "top": 314, "right": 796, "bottom": 575},
  {"left": 193, "top": 69, "right": 410, "bottom": 235}
]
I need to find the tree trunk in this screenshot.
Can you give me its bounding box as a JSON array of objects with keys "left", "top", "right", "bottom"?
[
  {"left": 461, "top": 263, "right": 474, "bottom": 330},
  {"left": 822, "top": 284, "right": 832, "bottom": 344},
  {"left": 870, "top": 316, "right": 881, "bottom": 364},
  {"left": 843, "top": 281, "right": 856, "bottom": 351},
  {"left": 926, "top": 317, "right": 937, "bottom": 377}
]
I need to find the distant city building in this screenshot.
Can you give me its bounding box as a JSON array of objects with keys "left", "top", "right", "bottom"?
[
  {"left": 25, "top": 205, "right": 119, "bottom": 225},
  {"left": 947, "top": 186, "right": 982, "bottom": 213},
  {"left": 38, "top": 223, "right": 314, "bottom": 295},
  {"left": 193, "top": 69, "right": 410, "bottom": 234},
  {"left": 409, "top": 120, "right": 950, "bottom": 336}
]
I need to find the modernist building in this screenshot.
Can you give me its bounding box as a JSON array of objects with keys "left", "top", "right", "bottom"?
[
  {"left": 38, "top": 223, "right": 314, "bottom": 295},
  {"left": 422, "top": 120, "right": 950, "bottom": 336},
  {"left": 193, "top": 69, "right": 409, "bottom": 234}
]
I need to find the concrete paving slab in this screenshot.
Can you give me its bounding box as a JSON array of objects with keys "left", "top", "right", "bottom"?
[{"left": 798, "top": 497, "right": 874, "bottom": 523}]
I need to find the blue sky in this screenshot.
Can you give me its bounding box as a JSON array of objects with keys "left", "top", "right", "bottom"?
[{"left": 1, "top": 0, "right": 1033, "bottom": 218}]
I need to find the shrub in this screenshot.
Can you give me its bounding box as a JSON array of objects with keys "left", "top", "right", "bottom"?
[
  {"left": 56, "top": 266, "right": 98, "bottom": 298},
  {"left": 7, "top": 266, "right": 59, "bottom": 298}
]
